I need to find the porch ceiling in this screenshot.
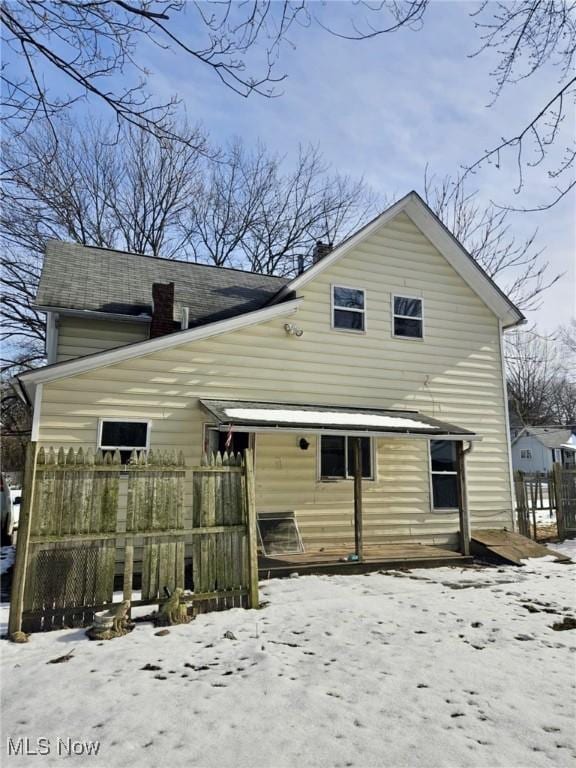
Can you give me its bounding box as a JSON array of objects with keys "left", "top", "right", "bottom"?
[{"left": 199, "top": 399, "right": 479, "bottom": 440}]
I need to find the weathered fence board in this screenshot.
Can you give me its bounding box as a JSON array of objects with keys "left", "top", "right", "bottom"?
[
  {"left": 515, "top": 466, "right": 576, "bottom": 541},
  {"left": 9, "top": 447, "right": 258, "bottom": 636},
  {"left": 554, "top": 465, "right": 576, "bottom": 538}
]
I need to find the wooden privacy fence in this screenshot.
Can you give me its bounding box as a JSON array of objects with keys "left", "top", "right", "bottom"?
[
  {"left": 9, "top": 443, "right": 259, "bottom": 635},
  {"left": 514, "top": 466, "right": 576, "bottom": 540}
]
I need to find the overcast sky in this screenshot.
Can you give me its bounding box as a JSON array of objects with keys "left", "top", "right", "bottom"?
[{"left": 15, "top": 1, "right": 576, "bottom": 334}]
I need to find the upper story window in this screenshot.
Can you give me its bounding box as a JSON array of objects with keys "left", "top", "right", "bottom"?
[
  {"left": 320, "top": 435, "right": 373, "bottom": 480},
  {"left": 393, "top": 296, "right": 423, "bottom": 338},
  {"left": 98, "top": 419, "right": 150, "bottom": 464},
  {"left": 332, "top": 286, "right": 365, "bottom": 332},
  {"left": 520, "top": 448, "right": 532, "bottom": 460}
]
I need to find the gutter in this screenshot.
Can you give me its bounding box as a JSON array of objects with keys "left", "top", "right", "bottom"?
[{"left": 32, "top": 305, "right": 152, "bottom": 323}]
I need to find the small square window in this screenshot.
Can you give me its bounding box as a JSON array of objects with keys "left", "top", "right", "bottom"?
[
  {"left": 320, "top": 435, "right": 372, "bottom": 480},
  {"left": 393, "top": 296, "right": 423, "bottom": 338},
  {"left": 333, "top": 286, "right": 365, "bottom": 332},
  {"left": 99, "top": 419, "right": 150, "bottom": 463},
  {"left": 520, "top": 449, "right": 532, "bottom": 460}
]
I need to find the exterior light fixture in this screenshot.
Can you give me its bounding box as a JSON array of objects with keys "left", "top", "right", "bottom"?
[{"left": 284, "top": 322, "right": 304, "bottom": 337}]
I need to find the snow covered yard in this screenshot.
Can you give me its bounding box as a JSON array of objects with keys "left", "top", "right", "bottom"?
[{"left": 1, "top": 555, "right": 575, "bottom": 768}]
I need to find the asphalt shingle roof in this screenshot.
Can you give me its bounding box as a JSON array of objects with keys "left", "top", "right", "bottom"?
[
  {"left": 36, "top": 241, "right": 290, "bottom": 327},
  {"left": 526, "top": 427, "right": 575, "bottom": 449}
]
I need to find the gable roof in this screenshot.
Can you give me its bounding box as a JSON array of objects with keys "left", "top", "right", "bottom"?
[
  {"left": 18, "top": 190, "right": 524, "bottom": 397},
  {"left": 36, "top": 241, "right": 289, "bottom": 327},
  {"left": 513, "top": 426, "right": 576, "bottom": 450},
  {"left": 275, "top": 191, "right": 524, "bottom": 329}
]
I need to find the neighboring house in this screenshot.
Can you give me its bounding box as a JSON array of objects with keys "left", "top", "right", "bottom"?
[
  {"left": 511, "top": 426, "right": 576, "bottom": 474},
  {"left": 15, "top": 191, "right": 524, "bottom": 553}
]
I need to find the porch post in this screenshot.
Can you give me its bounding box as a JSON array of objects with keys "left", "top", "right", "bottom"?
[
  {"left": 457, "top": 441, "right": 471, "bottom": 556},
  {"left": 351, "top": 437, "right": 364, "bottom": 561}
]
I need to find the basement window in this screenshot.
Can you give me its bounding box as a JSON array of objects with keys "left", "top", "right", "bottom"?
[
  {"left": 430, "top": 440, "right": 460, "bottom": 510},
  {"left": 98, "top": 419, "right": 150, "bottom": 464},
  {"left": 320, "top": 436, "right": 373, "bottom": 480},
  {"left": 332, "top": 286, "right": 365, "bottom": 332},
  {"left": 393, "top": 296, "right": 423, "bottom": 338}
]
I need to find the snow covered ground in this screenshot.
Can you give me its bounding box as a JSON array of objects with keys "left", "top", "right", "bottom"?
[{"left": 1, "top": 556, "right": 575, "bottom": 768}]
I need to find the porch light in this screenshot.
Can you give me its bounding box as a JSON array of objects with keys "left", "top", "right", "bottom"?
[{"left": 284, "top": 322, "right": 304, "bottom": 337}]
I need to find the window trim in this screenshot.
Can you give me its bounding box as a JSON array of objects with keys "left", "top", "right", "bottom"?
[
  {"left": 391, "top": 293, "right": 424, "bottom": 340},
  {"left": 317, "top": 434, "right": 375, "bottom": 482},
  {"left": 428, "top": 440, "right": 460, "bottom": 512},
  {"left": 331, "top": 284, "right": 367, "bottom": 334},
  {"left": 520, "top": 448, "right": 533, "bottom": 460},
  {"left": 97, "top": 418, "right": 151, "bottom": 452}
]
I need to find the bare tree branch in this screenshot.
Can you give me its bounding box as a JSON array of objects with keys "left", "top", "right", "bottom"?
[{"left": 423, "top": 170, "right": 561, "bottom": 311}]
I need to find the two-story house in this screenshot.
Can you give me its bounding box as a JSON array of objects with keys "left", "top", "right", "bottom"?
[{"left": 15, "top": 192, "right": 524, "bottom": 560}]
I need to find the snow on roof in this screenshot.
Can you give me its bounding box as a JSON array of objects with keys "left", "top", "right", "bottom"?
[
  {"left": 199, "top": 399, "right": 477, "bottom": 438},
  {"left": 224, "top": 408, "right": 433, "bottom": 430}
]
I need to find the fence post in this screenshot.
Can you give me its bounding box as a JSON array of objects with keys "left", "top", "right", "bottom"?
[
  {"left": 8, "top": 441, "right": 38, "bottom": 639},
  {"left": 514, "top": 471, "right": 528, "bottom": 538},
  {"left": 553, "top": 463, "right": 565, "bottom": 539},
  {"left": 244, "top": 448, "right": 259, "bottom": 609}
]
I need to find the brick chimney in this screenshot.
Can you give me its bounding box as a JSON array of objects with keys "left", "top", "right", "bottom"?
[
  {"left": 312, "top": 240, "right": 333, "bottom": 264},
  {"left": 150, "top": 282, "right": 177, "bottom": 338}
]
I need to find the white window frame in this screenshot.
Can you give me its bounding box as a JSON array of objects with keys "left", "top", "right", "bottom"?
[
  {"left": 331, "top": 285, "right": 367, "bottom": 334},
  {"left": 317, "top": 435, "right": 375, "bottom": 481},
  {"left": 428, "top": 440, "right": 459, "bottom": 512},
  {"left": 391, "top": 294, "right": 424, "bottom": 340},
  {"left": 97, "top": 418, "right": 151, "bottom": 452},
  {"left": 520, "top": 448, "right": 532, "bottom": 460}
]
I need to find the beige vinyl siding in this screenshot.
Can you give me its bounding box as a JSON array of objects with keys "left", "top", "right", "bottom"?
[
  {"left": 56, "top": 317, "right": 149, "bottom": 362},
  {"left": 39, "top": 211, "right": 513, "bottom": 548}
]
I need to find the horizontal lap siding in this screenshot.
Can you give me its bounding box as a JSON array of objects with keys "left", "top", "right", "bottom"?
[
  {"left": 39, "top": 212, "right": 514, "bottom": 547},
  {"left": 57, "top": 317, "right": 149, "bottom": 362}
]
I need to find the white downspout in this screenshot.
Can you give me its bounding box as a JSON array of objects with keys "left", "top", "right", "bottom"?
[{"left": 31, "top": 383, "right": 43, "bottom": 442}]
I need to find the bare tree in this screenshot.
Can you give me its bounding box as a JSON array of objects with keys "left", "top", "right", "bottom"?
[
  {"left": 2, "top": 3, "right": 572, "bottom": 207},
  {"left": 465, "top": 1, "right": 576, "bottom": 210},
  {"left": 1, "top": 117, "right": 206, "bottom": 377},
  {"left": 424, "top": 171, "right": 561, "bottom": 312},
  {"left": 1, "top": 117, "right": 376, "bottom": 380},
  {"left": 506, "top": 330, "right": 575, "bottom": 425},
  {"left": 559, "top": 318, "right": 576, "bottom": 356},
  {"left": 0, "top": 1, "right": 425, "bottom": 142},
  {"left": 183, "top": 141, "right": 377, "bottom": 275}
]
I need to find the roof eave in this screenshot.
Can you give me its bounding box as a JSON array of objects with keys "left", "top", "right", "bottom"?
[
  {"left": 33, "top": 305, "right": 152, "bottom": 323},
  {"left": 272, "top": 191, "right": 524, "bottom": 328},
  {"left": 17, "top": 297, "right": 303, "bottom": 394}
]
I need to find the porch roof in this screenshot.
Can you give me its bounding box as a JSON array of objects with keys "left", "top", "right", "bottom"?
[{"left": 199, "top": 399, "right": 479, "bottom": 440}]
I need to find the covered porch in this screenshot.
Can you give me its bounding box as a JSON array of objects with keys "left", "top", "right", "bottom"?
[{"left": 201, "top": 399, "right": 479, "bottom": 574}]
